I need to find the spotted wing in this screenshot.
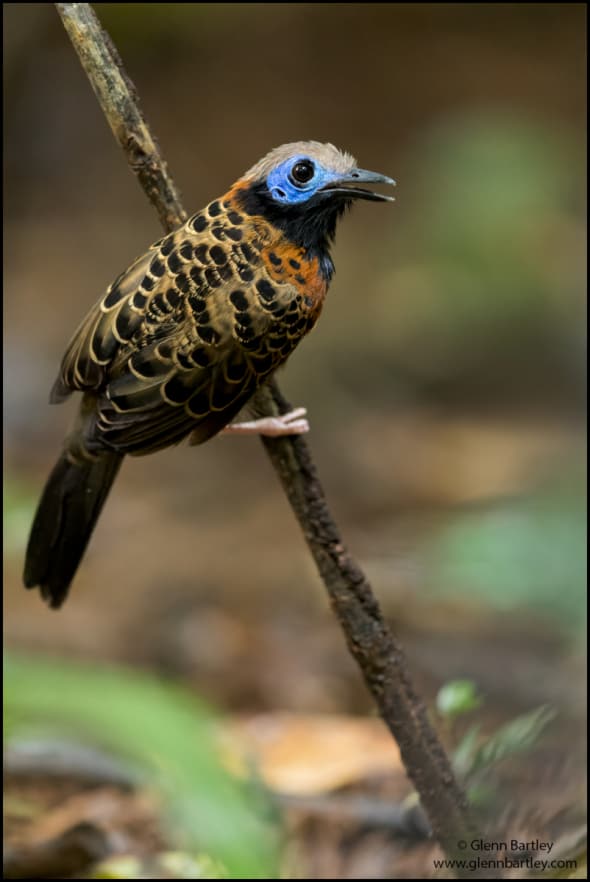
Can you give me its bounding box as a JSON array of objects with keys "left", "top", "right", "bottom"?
[{"left": 53, "top": 207, "right": 302, "bottom": 455}]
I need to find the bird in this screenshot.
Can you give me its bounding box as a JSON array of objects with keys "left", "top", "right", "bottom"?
[{"left": 23, "top": 141, "right": 395, "bottom": 609}]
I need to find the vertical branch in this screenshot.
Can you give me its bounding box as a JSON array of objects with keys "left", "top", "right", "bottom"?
[
  {"left": 56, "top": 3, "right": 185, "bottom": 231},
  {"left": 54, "top": 3, "right": 490, "bottom": 874}
]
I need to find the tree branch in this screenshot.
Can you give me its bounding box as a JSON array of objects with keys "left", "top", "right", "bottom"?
[{"left": 55, "top": 3, "right": 489, "bottom": 873}]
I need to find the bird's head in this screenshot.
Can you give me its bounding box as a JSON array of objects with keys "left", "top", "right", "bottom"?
[{"left": 234, "top": 142, "right": 395, "bottom": 269}]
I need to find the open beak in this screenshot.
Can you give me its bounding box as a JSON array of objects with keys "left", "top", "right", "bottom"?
[{"left": 320, "top": 168, "right": 396, "bottom": 202}]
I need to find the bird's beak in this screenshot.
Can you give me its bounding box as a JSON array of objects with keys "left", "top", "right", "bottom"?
[{"left": 320, "top": 168, "right": 396, "bottom": 202}]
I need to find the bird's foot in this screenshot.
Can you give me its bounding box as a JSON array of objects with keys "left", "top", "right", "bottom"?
[{"left": 222, "top": 407, "right": 309, "bottom": 437}]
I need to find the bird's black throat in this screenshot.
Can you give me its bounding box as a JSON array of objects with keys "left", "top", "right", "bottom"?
[{"left": 237, "top": 181, "right": 352, "bottom": 282}]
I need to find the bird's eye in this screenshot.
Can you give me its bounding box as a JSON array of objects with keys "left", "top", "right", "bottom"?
[{"left": 290, "top": 160, "right": 315, "bottom": 185}]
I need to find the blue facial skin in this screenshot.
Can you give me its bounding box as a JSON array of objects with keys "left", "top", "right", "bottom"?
[
  {"left": 266, "top": 157, "right": 336, "bottom": 205},
  {"left": 239, "top": 152, "right": 392, "bottom": 280},
  {"left": 238, "top": 154, "right": 362, "bottom": 281}
]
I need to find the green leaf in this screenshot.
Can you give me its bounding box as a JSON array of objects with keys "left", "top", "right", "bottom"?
[
  {"left": 4, "top": 652, "right": 279, "bottom": 879},
  {"left": 470, "top": 705, "right": 556, "bottom": 774},
  {"left": 436, "top": 679, "right": 482, "bottom": 719},
  {"left": 452, "top": 723, "right": 481, "bottom": 777},
  {"left": 427, "top": 478, "right": 587, "bottom": 637}
]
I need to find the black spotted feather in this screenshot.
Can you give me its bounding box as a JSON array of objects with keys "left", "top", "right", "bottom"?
[
  {"left": 24, "top": 199, "right": 310, "bottom": 607},
  {"left": 51, "top": 207, "right": 301, "bottom": 455}
]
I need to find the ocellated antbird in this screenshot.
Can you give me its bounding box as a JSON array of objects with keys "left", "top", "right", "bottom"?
[{"left": 23, "top": 141, "right": 395, "bottom": 608}]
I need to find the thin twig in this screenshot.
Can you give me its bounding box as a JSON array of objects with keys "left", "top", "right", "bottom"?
[
  {"left": 55, "top": 3, "right": 490, "bottom": 873},
  {"left": 57, "top": 3, "right": 185, "bottom": 231}
]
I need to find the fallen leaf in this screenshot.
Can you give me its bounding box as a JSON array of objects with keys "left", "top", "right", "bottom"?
[{"left": 221, "top": 713, "right": 403, "bottom": 795}]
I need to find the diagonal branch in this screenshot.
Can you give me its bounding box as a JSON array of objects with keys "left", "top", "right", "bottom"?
[{"left": 55, "top": 3, "right": 489, "bottom": 873}]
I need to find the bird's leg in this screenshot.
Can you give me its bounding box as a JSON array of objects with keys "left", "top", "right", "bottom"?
[{"left": 221, "top": 407, "right": 309, "bottom": 437}]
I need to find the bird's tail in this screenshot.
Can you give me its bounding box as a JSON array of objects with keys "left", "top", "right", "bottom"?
[{"left": 23, "top": 449, "right": 123, "bottom": 609}]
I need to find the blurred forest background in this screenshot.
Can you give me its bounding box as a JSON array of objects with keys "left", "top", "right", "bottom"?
[{"left": 3, "top": 3, "right": 587, "bottom": 879}]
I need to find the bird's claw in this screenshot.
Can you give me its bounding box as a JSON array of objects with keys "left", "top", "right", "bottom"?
[{"left": 221, "top": 407, "right": 309, "bottom": 437}]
